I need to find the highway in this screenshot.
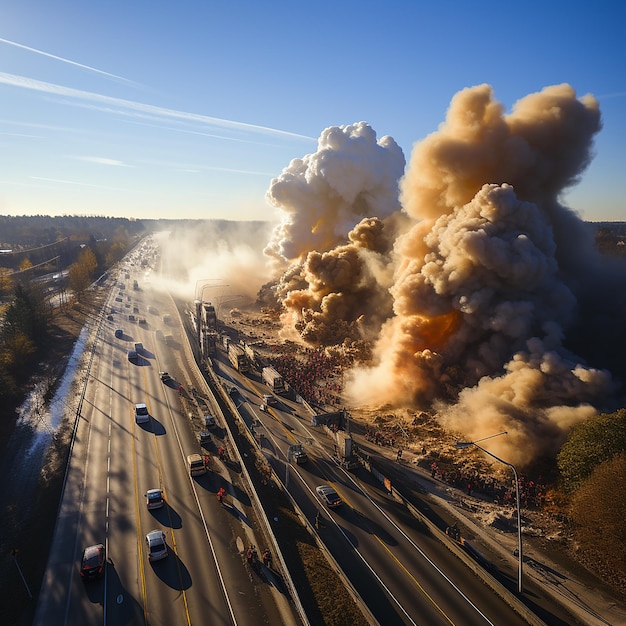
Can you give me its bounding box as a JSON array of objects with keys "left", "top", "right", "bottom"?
[
  {"left": 216, "top": 355, "right": 534, "bottom": 626},
  {"left": 33, "top": 250, "right": 298, "bottom": 626}
]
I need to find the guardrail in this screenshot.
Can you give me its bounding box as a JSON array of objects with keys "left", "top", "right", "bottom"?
[
  {"left": 360, "top": 455, "right": 548, "bottom": 626},
  {"left": 170, "top": 294, "right": 310, "bottom": 625}
]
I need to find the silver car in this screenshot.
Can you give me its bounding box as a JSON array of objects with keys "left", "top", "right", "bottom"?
[
  {"left": 146, "top": 529, "right": 168, "bottom": 561},
  {"left": 316, "top": 484, "right": 342, "bottom": 508}
]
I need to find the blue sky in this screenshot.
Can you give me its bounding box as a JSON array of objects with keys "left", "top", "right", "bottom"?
[{"left": 1, "top": 0, "right": 624, "bottom": 222}]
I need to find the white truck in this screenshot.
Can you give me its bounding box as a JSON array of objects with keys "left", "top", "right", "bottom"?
[
  {"left": 262, "top": 366, "right": 285, "bottom": 393},
  {"left": 228, "top": 343, "right": 249, "bottom": 373}
]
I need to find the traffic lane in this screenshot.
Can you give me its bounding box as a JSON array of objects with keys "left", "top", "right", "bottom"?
[
  {"left": 142, "top": 346, "right": 290, "bottom": 626},
  {"left": 292, "top": 462, "right": 476, "bottom": 626},
  {"left": 62, "top": 322, "right": 122, "bottom": 626},
  {"left": 285, "top": 453, "right": 529, "bottom": 626},
  {"left": 145, "top": 425, "right": 236, "bottom": 626},
  {"left": 335, "top": 475, "right": 530, "bottom": 626},
  {"left": 358, "top": 480, "right": 515, "bottom": 619},
  {"left": 189, "top": 452, "right": 297, "bottom": 626},
  {"left": 260, "top": 405, "right": 532, "bottom": 625},
  {"left": 127, "top": 387, "right": 192, "bottom": 626},
  {"left": 276, "top": 463, "right": 409, "bottom": 625},
  {"left": 53, "top": 327, "right": 134, "bottom": 626},
  {"left": 104, "top": 351, "right": 152, "bottom": 626}
]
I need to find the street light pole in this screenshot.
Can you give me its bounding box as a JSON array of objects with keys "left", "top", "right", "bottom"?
[{"left": 455, "top": 435, "right": 523, "bottom": 594}]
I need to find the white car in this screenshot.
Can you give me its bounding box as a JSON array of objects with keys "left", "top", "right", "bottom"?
[
  {"left": 135, "top": 403, "right": 149, "bottom": 424},
  {"left": 316, "top": 484, "right": 342, "bottom": 508},
  {"left": 145, "top": 488, "right": 164, "bottom": 510},
  {"left": 146, "top": 529, "right": 168, "bottom": 561}
]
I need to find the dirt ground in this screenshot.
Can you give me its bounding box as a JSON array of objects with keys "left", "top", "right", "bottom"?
[
  {"left": 224, "top": 304, "right": 626, "bottom": 607},
  {"left": 2, "top": 293, "right": 622, "bottom": 625}
]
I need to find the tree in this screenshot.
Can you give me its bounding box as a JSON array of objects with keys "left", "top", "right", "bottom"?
[
  {"left": 557, "top": 410, "right": 626, "bottom": 493},
  {"left": 570, "top": 453, "right": 626, "bottom": 596},
  {"left": 18, "top": 258, "right": 32, "bottom": 272},
  {"left": 0, "top": 267, "right": 14, "bottom": 297},
  {"left": 1, "top": 331, "right": 35, "bottom": 376},
  {"left": 2, "top": 282, "right": 48, "bottom": 341},
  {"left": 68, "top": 247, "right": 97, "bottom": 296}
]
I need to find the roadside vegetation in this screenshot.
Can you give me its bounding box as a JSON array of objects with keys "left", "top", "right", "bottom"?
[
  {"left": 1, "top": 216, "right": 625, "bottom": 624},
  {"left": 0, "top": 217, "right": 140, "bottom": 625},
  {"left": 557, "top": 410, "right": 626, "bottom": 595}
]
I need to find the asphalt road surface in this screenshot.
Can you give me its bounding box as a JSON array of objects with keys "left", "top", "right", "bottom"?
[{"left": 33, "top": 256, "right": 298, "bottom": 626}]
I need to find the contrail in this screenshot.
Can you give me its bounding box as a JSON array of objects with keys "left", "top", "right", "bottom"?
[
  {"left": 0, "top": 71, "right": 316, "bottom": 141},
  {"left": 0, "top": 37, "right": 132, "bottom": 82}
]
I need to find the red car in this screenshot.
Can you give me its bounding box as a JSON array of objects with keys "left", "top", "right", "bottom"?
[{"left": 80, "top": 544, "right": 105, "bottom": 580}]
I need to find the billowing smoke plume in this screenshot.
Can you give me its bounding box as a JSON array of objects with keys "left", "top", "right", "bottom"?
[
  {"left": 279, "top": 217, "right": 397, "bottom": 344},
  {"left": 344, "top": 83, "right": 620, "bottom": 466},
  {"left": 264, "top": 121, "right": 406, "bottom": 269},
  {"left": 263, "top": 121, "right": 406, "bottom": 345}
]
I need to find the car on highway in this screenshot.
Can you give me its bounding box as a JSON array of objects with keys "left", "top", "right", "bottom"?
[
  {"left": 160, "top": 371, "right": 172, "bottom": 383},
  {"left": 204, "top": 414, "right": 217, "bottom": 429},
  {"left": 146, "top": 529, "right": 168, "bottom": 561},
  {"left": 135, "top": 403, "right": 149, "bottom": 423},
  {"left": 292, "top": 444, "right": 309, "bottom": 465},
  {"left": 263, "top": 394, "right": 277, "bottom": 406},
  {"left": 198, "top": 431, "right": 211, "bottom": 446},
  {"left": 316, "top": 484, "right": 342, "bottom": 508},
  {"left": 145, "top": 488, "right": 164, "bottom": 510},
  {"left": 187, "top": 453, "right": 207, "bottom": 476},
  {"left": 80, "top": 543, "right": 105, "bottom": 580}
]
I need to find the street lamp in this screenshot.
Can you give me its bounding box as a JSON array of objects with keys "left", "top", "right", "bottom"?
[{"left": 455, "top": 432, "right": 523, "bottom": 594}]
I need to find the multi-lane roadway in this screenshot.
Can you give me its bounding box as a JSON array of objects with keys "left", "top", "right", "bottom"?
[
  {"left": 217, "top": 355, "right": 536, "bottom": 626},
  {"left": 33, "top": 256, "right": 298, "bottom": 626}
]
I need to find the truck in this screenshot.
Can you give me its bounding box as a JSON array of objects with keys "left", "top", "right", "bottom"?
[
  {"left": 187, "top": 453, "right": 207, "bottom": 476},
  {"left": 202, "top": 302, "right": 217, "bottom": 331},
  {"left": 228, "top": 343, "right": 250, "bottom": 373},
  {"left": 262, "top": 366, "right": 285, "bottom": 393},
  {"left": 334, "top": 433, "right": 360, "bottom": 470}
]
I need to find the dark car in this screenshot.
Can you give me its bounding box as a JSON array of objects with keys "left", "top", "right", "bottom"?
[
  {"left": 316, "top": 484, "right": 342, "bottom": 508},
  {"left": 293, "top": 445, "right": 309, "bottom": 465},
  {"left": 80, "top": 543, "right": 105, "bottom": 579},
  {"left": 145, "top": 488, "right": 164, "bottom": 510}
]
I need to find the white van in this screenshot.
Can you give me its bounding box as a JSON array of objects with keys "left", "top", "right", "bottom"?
[
  {"left": 187, "top": 453, "right": 207, "bottom": 476},
  {"left": 135, "top": 403, "right": 149, "bottom": 423}
]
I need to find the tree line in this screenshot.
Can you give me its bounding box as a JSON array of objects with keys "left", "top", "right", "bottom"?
[{"left": 0, "top": 223, "right": 139, "bottom": 404}]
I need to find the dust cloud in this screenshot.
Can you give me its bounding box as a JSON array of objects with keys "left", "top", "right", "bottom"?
[
  {"left": 264, "top": 84, "right": 624, "bottom": 466},
  {"left": 155, "top": 220, "right": 274, "bottom": 306}
]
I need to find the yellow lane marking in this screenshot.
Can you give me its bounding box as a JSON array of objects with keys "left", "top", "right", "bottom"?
[
  {"left": 147, "top": 368, "right": 192, "bottom": 625},
  {"left": 130, "top": 392, "right": 148, "bottom": 623}
]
